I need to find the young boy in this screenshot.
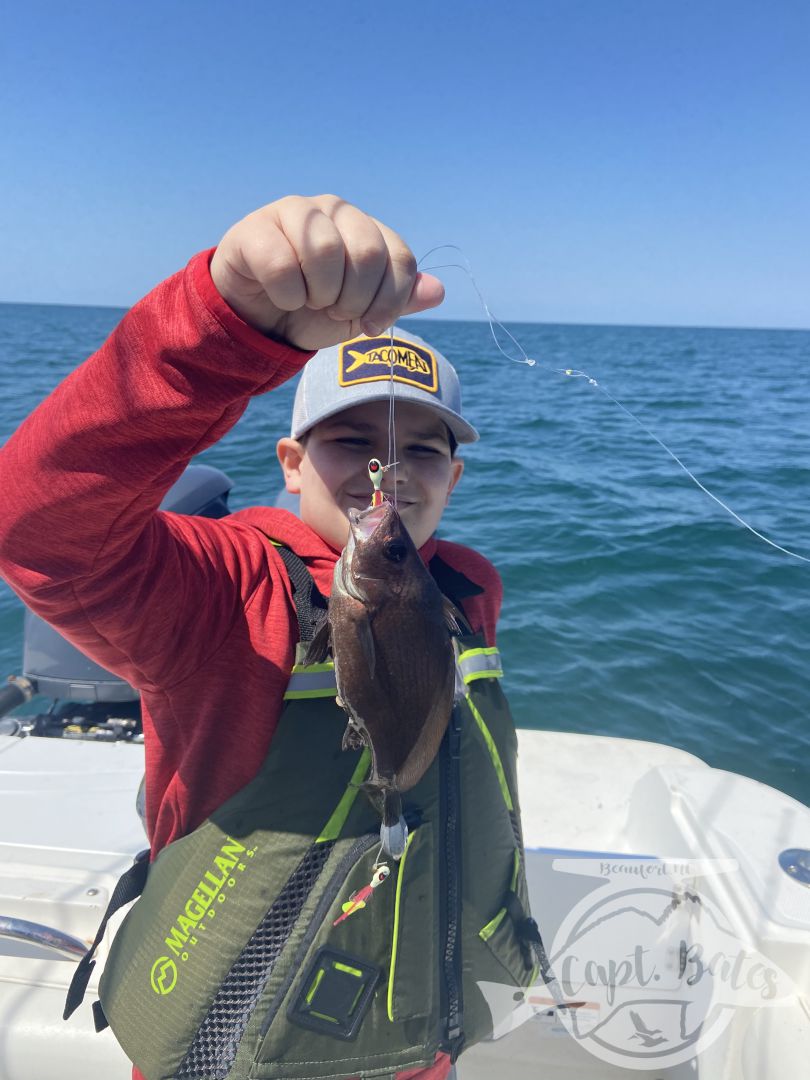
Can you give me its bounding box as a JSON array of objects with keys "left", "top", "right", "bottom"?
[{"left": 0, "top": 195, "right": 535, "bottom": 1080}]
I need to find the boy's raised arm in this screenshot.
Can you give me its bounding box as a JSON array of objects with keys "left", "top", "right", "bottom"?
[{"left": 0, "top": 195, "right": 443, "bottom": 691}]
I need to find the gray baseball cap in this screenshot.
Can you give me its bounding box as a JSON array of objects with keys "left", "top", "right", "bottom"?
[{"left": 290, "top": 327, "right": 479, "bottom": 444}]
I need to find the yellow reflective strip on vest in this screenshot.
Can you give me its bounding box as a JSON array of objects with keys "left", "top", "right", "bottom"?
[
  {"left": 479, "top": 906, "right": 506, "bottom": 941},
  {"left": 315, "top": 749, "right": 371, "bottom": 843},
  {"left": 305, "top": 967, "right": 325, "bottom": 1003},
  {"left": 387, "top": 828, "right": 417, "bottom": 1022},
  {"left": 310, "top": 1010, "right": 339, "bottom": 1024},
  {"left": 510, "top": 845, "right": 520, "bottom": 890},
  {"left": 283, "top": 689, "right": 338, "bottom": 699},
  {"left": 478, "top": 849, "right": 520, "bottom": 941},
  {"left": 465, "top": 693, "right": 513, "bottom": 812},
  {"left": 457, "top": 647, "right": 503, "bottom": 684},
  {"left": 334, "top": 961, "right": 363, "bottom": 977},
  {"left": 457, "top": 646, "right": 500, "bottom": 661},
  {"left": 284, "top": 667, "right": 337, "bottom": 699},
  {"left": 464, "top": 667, "right": 504, "bottom": 684}
]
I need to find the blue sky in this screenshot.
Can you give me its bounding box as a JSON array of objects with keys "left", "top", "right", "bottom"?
[{"left": 2, "top": 0, "right": 808, "bottom": 328}]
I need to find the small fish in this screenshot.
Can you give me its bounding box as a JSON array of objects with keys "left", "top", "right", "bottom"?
[{"left": 309, "top": 501, "right": 459, "bottom": 858}]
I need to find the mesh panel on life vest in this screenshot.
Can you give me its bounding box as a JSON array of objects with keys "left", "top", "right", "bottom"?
[{"left": 176, "top": 840, "right": 335, "bottom": 1080}]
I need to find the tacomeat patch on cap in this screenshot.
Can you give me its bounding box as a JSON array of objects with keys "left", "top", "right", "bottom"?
[{"left": 338, "top": 337, "right": 439, "bottom": 394}]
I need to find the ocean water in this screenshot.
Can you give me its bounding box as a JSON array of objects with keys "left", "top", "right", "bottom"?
[{"left": 1, "top": 302, "right": 808, "bottom": 805}]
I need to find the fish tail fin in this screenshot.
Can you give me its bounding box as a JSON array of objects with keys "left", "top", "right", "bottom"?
[
  {"left": 382, "top": 789, "right": 402, "bottom": 827},
  {"left": 380, "top": 791, "right": 408, "bottom": 860}
]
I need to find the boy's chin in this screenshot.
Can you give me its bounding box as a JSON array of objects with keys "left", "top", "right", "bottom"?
[{"left": 393, "top": 507, "right": 433, "bottom": 550}]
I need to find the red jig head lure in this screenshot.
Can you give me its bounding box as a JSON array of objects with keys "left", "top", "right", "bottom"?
[
  {"left": 368, "top": 458, "right": 384, "bottom": 507},
  {"left": 332, "top": 863, "right": 391, "bottom": 925},
  {"left": 367, "top": 458, "right": 399, "bottom": 508}
]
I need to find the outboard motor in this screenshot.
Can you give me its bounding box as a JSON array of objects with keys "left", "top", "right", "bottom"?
[{"left": 0, "top": 464, "right": 232, "bottom": 739}]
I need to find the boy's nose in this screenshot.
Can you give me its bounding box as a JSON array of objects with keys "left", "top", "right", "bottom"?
[{"left": 380, "top": 458, "right": 408, "bottom": 490}]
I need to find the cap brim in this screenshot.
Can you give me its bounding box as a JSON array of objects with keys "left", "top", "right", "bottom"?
[{"left": 292, "top": 391, "right": 479, "bottom": 444}]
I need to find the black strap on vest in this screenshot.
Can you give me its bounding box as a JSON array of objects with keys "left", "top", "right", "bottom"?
[
  {"left": 429, "top": 554, "right": 482, "bottom": 637},
  {"left": 504, "top": 888, "right": 561, "bottom": 999},
  {"left": 428, "top": 554, "right": 484, "bottom": 606},
  {"left": 504, "top": 890, "right": 542, "bottom": 968},
  {"left": 63, "top": 848, "right": 150, "bottom": 1023},
  {"left": 275, "top": 545, "right": 328, "bottom": 643}
]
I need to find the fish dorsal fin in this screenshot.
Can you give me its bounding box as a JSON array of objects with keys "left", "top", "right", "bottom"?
[{"left": 442, "top": 595, "right": 463, "bottom": 637}]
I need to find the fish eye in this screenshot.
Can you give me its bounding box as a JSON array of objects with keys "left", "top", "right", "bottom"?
[{"left": 383, "top": 539, "right": 407, "bottom": 563}]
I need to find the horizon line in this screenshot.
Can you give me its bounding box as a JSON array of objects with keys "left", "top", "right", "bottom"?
[{"left": 1, "top": 298, "right": 807, "bottom": 335}]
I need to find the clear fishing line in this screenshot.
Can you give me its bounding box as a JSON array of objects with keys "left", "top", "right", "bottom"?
[
  {"left": 377, "top": 247, "right": 533, "bottom": 511},
  {"left": 582, "top": 376, "right": 810, "bottom": 564},
  {"left": 387, "top": 325, "right": 398, "bottom": 508},
  {"left": 417, "top": 245, "right": 810, "bottom": 566},
  {"left": 420, "top": 244, "right": 536, "bottom": 368}
]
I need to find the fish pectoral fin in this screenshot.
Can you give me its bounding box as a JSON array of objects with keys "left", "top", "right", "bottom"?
[
  {"left": 304, "top": 618, "right": 332, "bottom": 665},
  {"left": 442, "top": 596, "right": 463, "bottom": 636},
  {"left": 341, "top": 721, "right": 366, "bottom": 751},
  {"left": 360, "top": 780, "right": 386, "bottom": 817},
  {"left": 356, "top": 611, "right": 376, "bottom": 678}
]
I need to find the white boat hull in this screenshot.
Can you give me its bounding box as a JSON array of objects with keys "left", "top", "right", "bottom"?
[{"left": 1, "top": 730, "right": 808, "bottom": 1079}]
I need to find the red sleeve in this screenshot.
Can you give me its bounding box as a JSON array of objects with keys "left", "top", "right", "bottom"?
[
  {"left": 433, "top": 540, "right": 502, "bottom": 646},
  {"left": 0, "top": 251, "right": 313, "bottom": 690}
]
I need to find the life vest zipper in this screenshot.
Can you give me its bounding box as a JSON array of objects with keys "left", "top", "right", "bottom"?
[{"left": 440, "top": 708, "right": 465, "bottom": 1061}]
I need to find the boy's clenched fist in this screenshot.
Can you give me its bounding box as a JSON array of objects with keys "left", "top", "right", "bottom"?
[{"left": 210, "top": 194, "right": 445, "bottom": 350}]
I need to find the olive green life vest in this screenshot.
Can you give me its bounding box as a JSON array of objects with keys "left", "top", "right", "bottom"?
[{"left": 66, "top": 550, "right": 540, "bottom": 1080}]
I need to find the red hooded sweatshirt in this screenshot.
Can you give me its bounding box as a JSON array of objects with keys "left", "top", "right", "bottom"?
[{"left": 0, "top": 251, "right": 501, "bottom": 1080}]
